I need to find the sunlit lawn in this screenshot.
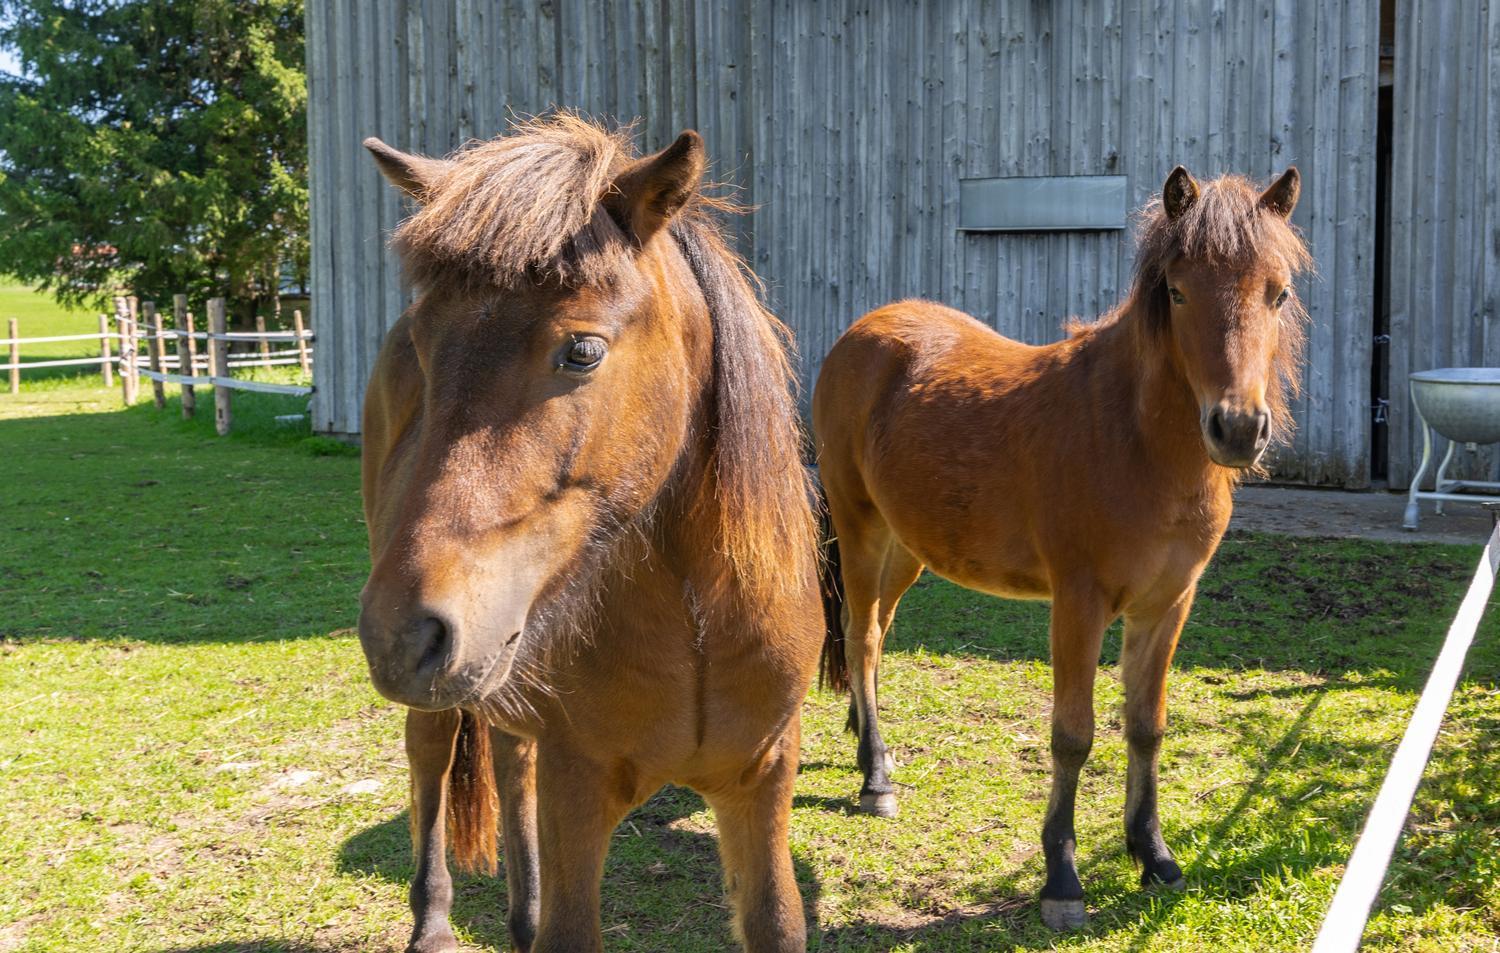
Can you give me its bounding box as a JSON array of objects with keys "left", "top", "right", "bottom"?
[{"left": 1, "top": 377, "right": 1496, "bottom": 952}]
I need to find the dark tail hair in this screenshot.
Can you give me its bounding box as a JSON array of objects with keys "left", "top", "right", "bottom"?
[
  {"left": 817, "top": 487, "right": 850, "bottom": 695},
  {"left": 446, "top": 709, "right": 498, "bottom": 874}
]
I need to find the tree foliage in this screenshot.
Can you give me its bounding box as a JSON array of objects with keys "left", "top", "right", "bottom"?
[{"left": 0, "top": 0, "right": 306, "bottom": 314}]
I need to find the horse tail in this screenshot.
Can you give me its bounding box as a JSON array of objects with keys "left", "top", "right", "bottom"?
[
  {"left": 817, "top": 485, "right": 850, "bottom": 697},
  {"left": 445, "top": 709, "right": 498, "bottom": 875}
]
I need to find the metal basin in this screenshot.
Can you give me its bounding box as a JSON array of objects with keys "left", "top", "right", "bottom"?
[{"left": 1409, "top": 368, "right": 1500, "bottom": 445}]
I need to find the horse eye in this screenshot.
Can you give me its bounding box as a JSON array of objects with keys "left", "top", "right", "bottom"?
[
  {"left": 1274, "top": 288, "right": 1291, "bottom": 308},
  {"left": 559, "top": 336, "right": 607, "bottom": 373},
  {"left": 1168, "top": 287, "right": 1186, "bottom": 305}
]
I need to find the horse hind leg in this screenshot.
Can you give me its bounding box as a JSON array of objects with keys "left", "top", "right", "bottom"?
[
  {"left": 404, "top": 708, "right": 463, "bottom": 953},
  {"left": 491, "top": 728, "right": 541, "bottom": 952},
  {"left": 1120, "top": 593, "right": 1193, "bottom": 892},
  {"left": 840, "top": 531, "right": 922, "bottom": 818}
]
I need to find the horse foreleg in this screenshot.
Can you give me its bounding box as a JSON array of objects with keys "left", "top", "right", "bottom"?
[
  {"left": 705, "top": 716, "right": 806, "bottom": 952},
  {"left": 1039, "top": 588, "right": 1110, "bottom": 931},
  {"left": 405, "top": 707, "right": 462, "bottom": 953},
  {"left": 492, "top": 729, "right": 540, "bottom": 952},
  {"left": 1120, "top": 591, "right": 1193, "bottom": 891},
  {"left": 532, "top": 749, "right": 632, "bottom": 953}
]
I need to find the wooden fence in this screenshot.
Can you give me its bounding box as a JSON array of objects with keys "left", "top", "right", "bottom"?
[{"left": 2, "top": 295, "right": 314, "bottom": 435}]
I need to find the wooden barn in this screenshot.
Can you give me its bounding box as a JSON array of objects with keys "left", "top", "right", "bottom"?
[{"left": 306, "top": 0, "right": 1499, "bottom": 488}]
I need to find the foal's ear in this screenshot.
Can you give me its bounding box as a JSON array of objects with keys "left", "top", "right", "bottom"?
[
  {"left": 1258, "top": 167, "right": 1301, "bottom": 219},
  {"left": 1163, "top": 166, "right": 1200, "bottom": 221},
  {"left": 604, "top": 130, "right": 707, "bottom": 245},
  {"left": 363, "top": 137, "right": 451, "bottom": 201}
]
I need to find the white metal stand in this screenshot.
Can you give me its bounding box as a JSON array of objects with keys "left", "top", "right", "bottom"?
[{"left": 1403, "top": 399, "right": 1500, "bottom": 529}]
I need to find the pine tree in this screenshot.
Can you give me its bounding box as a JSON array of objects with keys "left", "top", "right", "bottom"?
[{"left": 0, "top": 0, "right": 306, "bottom": 319}]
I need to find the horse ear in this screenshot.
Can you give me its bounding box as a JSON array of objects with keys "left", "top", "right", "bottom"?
[
  {"left": 364, "top": 137, "right": 450, "bottom": 201},
  {"left": 1163, "top": 166, "right": 1200, "bottom": 221},
  {"left": 1259, "top": 167, "right": 1301, "bottom": 219},
  {"left": 605, "top": 130, "right": 706, "bottom": 245}
]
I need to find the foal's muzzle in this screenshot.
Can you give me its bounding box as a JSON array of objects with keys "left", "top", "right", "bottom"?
[{"left": 1202, "top": 401, "right": 1271, "bottom": 468}]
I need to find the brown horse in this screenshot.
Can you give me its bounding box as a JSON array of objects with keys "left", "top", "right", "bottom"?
[
  {"left": 357, "top": 116, "right": 823, "bottom": 953},
  {"left": 814, "top": 167, "right": 1310, "bottom": 930}
]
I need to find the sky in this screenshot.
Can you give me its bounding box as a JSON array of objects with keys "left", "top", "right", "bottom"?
[{"left": 0, "top": 46, "right": 17, "bottom": 78}]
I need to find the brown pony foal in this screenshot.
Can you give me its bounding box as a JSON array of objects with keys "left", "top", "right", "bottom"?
[
  {"left": 357, "top": 117, "right": 822, "bottom": 953},
  {"left": 815, "top": 167, "right": 1310, "bottom": 930}
]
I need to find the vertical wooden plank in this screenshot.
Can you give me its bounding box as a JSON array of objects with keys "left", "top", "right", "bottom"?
[
  {"left": 145, "top": 301, "right": 166, "bottom": 409},
  {"left": 114, "top": 296, "right": 137, "bottom": 406},
  {"left": 7, "top": 318, "right": 17, "bottom": 395},
  {"left": 176, "top": 296, "right": 197, "bottom": 419},
  {"left": 293, "top": 309, "right": 311, "bottom": 375},
  {"left": 98, "top": 314, "right": 113, "bottom": 388},
  {"left": 209, "top": 298, "right": 232, "bottom": 436}
]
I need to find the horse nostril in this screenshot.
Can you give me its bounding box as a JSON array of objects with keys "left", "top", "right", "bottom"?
[
  {"left": 1208, "top": 409, "right": 1227, "bottom": 445},
  {"left": 414, "top": 615, "right": 450, "bottom": 672},
  {"left": 1257, "top": 413, "right": 1271, "bottom": 446}
]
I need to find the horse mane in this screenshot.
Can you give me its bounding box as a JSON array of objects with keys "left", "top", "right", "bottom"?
[
  {"left": 1122, "top": 174, "right": 1315, "bottom": 442},
  {"left": 391, "top": 114, "right": 815, "bottom": 599}
]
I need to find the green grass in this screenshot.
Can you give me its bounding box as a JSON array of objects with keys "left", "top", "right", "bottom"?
[
  {"left": 0, "top": 281, "right": 102, "bottom": 359},
  {"left": 2, "top": 377, "right": 1497, "bottom": 952}
]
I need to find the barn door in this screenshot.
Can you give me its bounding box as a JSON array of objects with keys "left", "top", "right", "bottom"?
[{"left": 1386, "top": 0, "right": 1500, "bottom": 487}]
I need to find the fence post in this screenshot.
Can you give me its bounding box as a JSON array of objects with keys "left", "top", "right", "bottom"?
[
  {"left": 254, "top": 308, "right": 271, "bottom": 366},
  {"left": 144, "top": 301, "right": 165, "bottom": 409},
  {"left": 113, "top": 296, "right": 137, "bottom": 406},
  {"left": 175, "top": 295, "right": 195, "bottom": 418},
  {"left": 98, "top": 314, "right": 113, "bottom": 387},
  {"left": 209, "top": 297, "right": 231, "bottom": 435},
  {"left": 7, "top": 318, "right": 17, "bottom": 395},
  {"left": 292, "top": 308, "right": 310, "bottom": 374}
]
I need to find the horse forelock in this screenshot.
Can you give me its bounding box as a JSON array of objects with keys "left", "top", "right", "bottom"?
[
  {"left": 393, "top": 113, "right": 638, "bottom": 292},
  {"left": 1124, "top": 174, "right": 1315, "bottom": 450}
]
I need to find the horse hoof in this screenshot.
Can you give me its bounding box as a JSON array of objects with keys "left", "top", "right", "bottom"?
[
  {"left": 857, "top": 792, "right": 899, "bottom": 817},
  {"left": 1040, "top": 897, "right": 1088, "bottom": 931},
  {"left": 1155, "top": 876, "right": 1187, "bottom": 893},
  {"left": 406, "top": 929, "right": 459, "bottom": 953}
]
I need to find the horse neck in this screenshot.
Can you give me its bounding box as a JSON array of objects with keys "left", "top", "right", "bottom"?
[{"left": 1099, "top": 301, "right": 1232, "bottom": 494}]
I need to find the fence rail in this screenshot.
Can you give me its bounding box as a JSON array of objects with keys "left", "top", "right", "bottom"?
[{"left": 4, "top": 295, "right": 314, "bottom": 435}]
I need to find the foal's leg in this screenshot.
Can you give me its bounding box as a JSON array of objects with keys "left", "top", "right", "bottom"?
[
  {"left": 705, "top": 717, "right": 806, "bottom": 952},
  {"left": 839, "top": 527, "right": 922, "bottom": 817},
  {"left": 531, "top": 749, "right": 633, "bottom": 953},
  {"left": 492, "top": 729, "right": 541, "bottom": 952},
  {"left": 1120, "top": 591, "right": 1193, "bottom": 890},
  {"left": 405, "top": 708, "right": 462, "bottom": 953},
  {"left": 1039, "top": 587, "right": 1112, "bottom": 931}
]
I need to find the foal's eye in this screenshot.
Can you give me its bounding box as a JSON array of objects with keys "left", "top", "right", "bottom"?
[
  {"left": 559, "top": 335, "right": 607, "bottom": 374},
  {"left": 1274, "top": 288, "right": 1291, "bottom": 308},
  {"left": 1167, "top": 287, "right": 1186, "bottom": 306}
]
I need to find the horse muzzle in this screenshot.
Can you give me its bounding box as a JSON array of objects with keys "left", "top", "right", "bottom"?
[
  {"left": 1201, "top": 400, "right": 1271, "bottom": 469},
  {"left": 356, "top": 595, "right": 525, "bottom": 710}
]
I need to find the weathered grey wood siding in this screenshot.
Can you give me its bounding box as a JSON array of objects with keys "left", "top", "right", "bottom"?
[
  {"left": 309, "top": 0, "right": 1381, "bottom": 487},
  {"left": 1387, "top": 0, "right": 1500, "bottom": 486}
]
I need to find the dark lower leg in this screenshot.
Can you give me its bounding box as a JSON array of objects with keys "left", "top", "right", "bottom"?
[
  {"left": 1120, "top": 595, "right": 1191, "bottom": 891},
  {"left": 405, "top": 708, "right": 462, "bottom": 953},
  {"left": 1040, "top": 725, "right": 1092, "bottom": 909},
  {"left": 493, "top": 730, "right": 540, "bottom": 952},
  {"left": 1124, "top": 724, "right": 1182, "bottom": 888},
  {"left": 1038, "top": 591, "right": 1107, "bottom": 931},
  {"left": 849, "top": 641, "right": 896, "bottom": 816}
]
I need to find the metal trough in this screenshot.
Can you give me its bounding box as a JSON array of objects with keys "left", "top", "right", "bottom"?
[{"left": 1403, "top": 368, "right": 1500, "bottom": 529}]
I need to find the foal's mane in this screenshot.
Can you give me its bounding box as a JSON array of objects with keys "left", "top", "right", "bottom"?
[
  {"left": 1119, "top": 174, "right": 1314, "bottom": 441},
  {"left": 392, "top": 115, "right": 815, "bottom": 599}
]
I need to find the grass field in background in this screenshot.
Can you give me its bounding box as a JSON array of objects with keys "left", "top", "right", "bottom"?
[
  {"left": 1, "top": 377, "right": 1497, "bottom": 952},
  {"left": 0, "top": 281, "right": 101, "bottom": 359}
]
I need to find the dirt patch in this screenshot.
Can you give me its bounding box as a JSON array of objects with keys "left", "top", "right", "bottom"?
[{"left": 1231, "top": 485, "right": 1494, "bottom": 545}]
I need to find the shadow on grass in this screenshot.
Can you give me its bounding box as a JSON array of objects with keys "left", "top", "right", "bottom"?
[{"left": 0, "top": 395, "right": 365, "bottom": 644}]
